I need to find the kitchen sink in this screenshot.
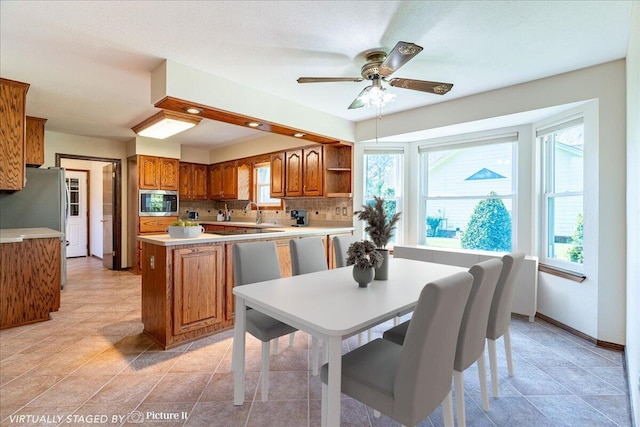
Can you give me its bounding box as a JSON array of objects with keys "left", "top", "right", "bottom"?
[{"left": 205, "top": 228, "right": 285, "bottom": 236}]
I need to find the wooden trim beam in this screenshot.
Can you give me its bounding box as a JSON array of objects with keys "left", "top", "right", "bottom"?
[
  {"left": 155, "top": 96, "right": 342, "bottom": 145},
  {"left": 535, "top": 312, "right": 625, "bottom": 352}
]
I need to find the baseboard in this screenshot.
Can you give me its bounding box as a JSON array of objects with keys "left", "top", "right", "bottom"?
[{"left": 535, "top": 312, "right": 625, "bottom": 352}]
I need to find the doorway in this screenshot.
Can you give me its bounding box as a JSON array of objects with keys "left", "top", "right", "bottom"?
[
  {"left": 65, "top": 170, "right": 89, "bottom": 258},
  {"left": 56, "top": 154, "right": 122, "bottom": 270}
]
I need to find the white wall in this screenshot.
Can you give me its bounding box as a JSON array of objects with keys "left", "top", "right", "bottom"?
[
  {"left": 626, "top": 2, "right": 640, "bottom": 423},
  {"left": 44, "top": 131, "right": 129, "bottom": 268},
  {"left": 355, "top": 60, "right": 627, "bottom": 345}
]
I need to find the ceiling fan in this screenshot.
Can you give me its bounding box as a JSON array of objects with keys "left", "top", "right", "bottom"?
[{"left": 297, "top": 41, "right": 454, "bottom": 110}]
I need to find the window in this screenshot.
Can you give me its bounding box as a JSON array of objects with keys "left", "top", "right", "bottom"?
[
  {"left": 539, "top": 118, "right": 584, "bottom": 269},
  {"left": 363, "top": 149, "right": 404, "bottom": 246},
  {"left": 254, "top": 163, "right": 280, "bottom": 206},
  {"left": 419, "top": 135, "right": 517, "bottom": 252}
]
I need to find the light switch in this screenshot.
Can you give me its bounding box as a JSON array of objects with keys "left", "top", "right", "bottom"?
[
  {"left": 335, "top": 207, "right": 340, "bottom": 215},
  {"left": 342, "top": 207, "right": 347, "bottom": 216}
]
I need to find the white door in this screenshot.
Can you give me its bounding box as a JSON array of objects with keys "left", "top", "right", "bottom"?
[{"left": 65, "top": 170, "right": 88, "bottom": 258}]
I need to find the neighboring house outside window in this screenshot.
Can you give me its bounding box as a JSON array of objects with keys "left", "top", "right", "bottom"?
[
  {"left": 419, "top": 135, "right": 517, "bottom": 252},
  {"left": 539, "top": 117, "right": 584, "bottom": 270},
  {"left": 363, "top": 149, "right": 404, "bottom": 247}
]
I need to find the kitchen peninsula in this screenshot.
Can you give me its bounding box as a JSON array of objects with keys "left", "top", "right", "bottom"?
[{"left": 138, "top": 223, "right": 353, "bottom": 349}]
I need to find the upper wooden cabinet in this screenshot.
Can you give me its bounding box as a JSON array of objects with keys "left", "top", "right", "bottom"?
[
  {"left": 272, "top": 145, "right": 324, "bottom": 197},
  {"left": 25, "top": 116, "right": 47, "bottom": 167},
  {"left": 323, "top": 144, "right": 353, "bottom": 197},
  {"left": 0, "top": 78, "right": 29, "bottom": 191},
  {"left": 179, "top": 162, "right": 208, "bottom": 200},
  {"left": 270, "top": 152, "right": 286, "bottom": 198},
  {"left": 138, "top": 155, "right": 179, "bottom": 190},
  {"left": 208, "top": 160, "right": 237, "bottom": 199}
]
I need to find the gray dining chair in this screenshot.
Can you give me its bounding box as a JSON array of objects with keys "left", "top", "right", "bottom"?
[
  {"left": 232, "top": 241, "right": 297, "bottom": 402},
  {"left": 321, "top": 271, "right": 473, "bottom": 427},
  {"left": 332, "top": 234, "right": 357, "bottom": 268},
  {"left": 486, "top": 252, "right": 525, "bottom": 398},
  {"left": 289, "top": 237, "right": 328, "bottom": 375},
  {"left": 383, "top": 259, "right": 503, "bottom": 426}
]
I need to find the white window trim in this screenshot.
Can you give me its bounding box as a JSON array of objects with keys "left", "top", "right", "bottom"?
[
  {"left": 418, "top": 134, "right": 518, "bottom": 250},
  {"left": 538, "top": 116, "right": 585, "bottom": 272}
]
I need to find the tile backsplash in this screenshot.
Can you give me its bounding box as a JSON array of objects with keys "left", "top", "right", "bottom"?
[{"left": 180, "top": 197, "right": 354, "bottom": 226}]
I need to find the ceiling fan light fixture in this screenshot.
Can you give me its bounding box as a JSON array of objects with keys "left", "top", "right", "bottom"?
[{"left": 132, "top": 110, "right": 201, "bottom": 140}]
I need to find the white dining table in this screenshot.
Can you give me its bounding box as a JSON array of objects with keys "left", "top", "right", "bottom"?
[{"left": 232, "top": 257, "right": 467, "bottom": 426}]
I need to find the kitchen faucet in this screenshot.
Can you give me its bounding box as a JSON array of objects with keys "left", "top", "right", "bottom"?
[{"left": 245, "top": 201, "right": 262, "bottom": 224}]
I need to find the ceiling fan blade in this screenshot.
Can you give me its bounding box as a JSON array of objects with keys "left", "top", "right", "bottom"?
[
  {"left": 297, "top": 77, "right": 363, "bottom": 83},
  {"left": 348, "top": 86, "right": 371, "bottom": 109},
  {"left": 379, "top": 41, "right": 423, "bottom": 76},
  {"left": 386, "top": 78, "right": 453, "bottom": 95}
]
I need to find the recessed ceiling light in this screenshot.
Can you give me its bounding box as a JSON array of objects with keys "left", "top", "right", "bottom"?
[
  {"left": 184, "top": 107, "right": 203, "bottom": 115},
  {"left": 246, "top": 122, "right": 262, "bottom": 128},
  {"left": 293, "top": 132, "right": 305, "bottom": 138}
]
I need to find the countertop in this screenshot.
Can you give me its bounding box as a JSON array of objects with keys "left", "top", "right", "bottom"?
[
  {"left": 0, "top": 228, "right": 64, "bottom": 243},
  {"left": 138, "top": 225, "right": 355, "bottom": 246}
]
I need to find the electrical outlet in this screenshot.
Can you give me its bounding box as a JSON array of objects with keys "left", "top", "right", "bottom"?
[
  {"left": 342, "top": 207, "right": 347, "bottom": 216},
  {"left": 335, "top": 207, "right": 340, "bottom": 215}
]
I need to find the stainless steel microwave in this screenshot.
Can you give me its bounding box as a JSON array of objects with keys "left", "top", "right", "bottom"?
[{"left": 139, "top": 190, "right": 179, "bottom": 216}]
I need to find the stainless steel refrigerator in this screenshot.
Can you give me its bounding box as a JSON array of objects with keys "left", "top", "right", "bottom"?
[{"left": 0, "top": 167, "right": 68, "bottom": 288}]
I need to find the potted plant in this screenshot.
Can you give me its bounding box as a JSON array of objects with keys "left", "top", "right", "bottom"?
[
  {"left": 354, "top": 196, "right": 401, "bottom": 280},
  {"left": 346, "top": 240, "right": 383, "bottom": 287}
]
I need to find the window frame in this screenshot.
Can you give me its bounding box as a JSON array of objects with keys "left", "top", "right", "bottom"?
[
  {"left": 253, "top": 162, "right": 283, "bottom": 210},
  {"left": 362, "top": 148, "right": 405, "bottom": 248},
  {"left": 538, "top": 117, "right": 585, "bottom": 272},
  {"left": 418, "top": 134, "right": 518, "bottom": 252}
]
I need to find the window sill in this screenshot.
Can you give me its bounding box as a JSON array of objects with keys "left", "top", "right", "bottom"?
[{"left": 538, "top": 264, "right": 586, "bottom": 282}]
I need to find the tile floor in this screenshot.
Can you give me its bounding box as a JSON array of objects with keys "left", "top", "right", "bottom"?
[{"left": 0, "top": 257, "right": 632, "bottom": 426}]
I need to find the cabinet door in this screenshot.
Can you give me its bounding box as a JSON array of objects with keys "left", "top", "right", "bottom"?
[
  {"left": 302, "top": 146, "right": 323, "bottom": 196},
  {"left": 285, "top": 149, "right": 303, "bottom": 196},
  {"left": 270, "top": 152, "right": 285, "bottom": 198},
  {"left": 192, "top": 164, "right": 209, "bottom": 200},
  {"left": 173, "top": 245, "right": 224, "bottom": 335},
  {"left": 158, "top": 158, "right": 179, "bottom": 190},
  {"left": 138, "top": 155, "right": 159, "bottom": 189},
  {"left": 0, "top": 79, "right": 28, "bottom": 191},
  {"left": 221, "top": 161, "right": 238, "bottom": 199},
  {"left": 178, "top": 163, "right": 192, "bottom": 200},
  {"left": 208, "top": 163, "right": 223, "bottom": 199},
  {"left": 25, "top": 116, "right": 46, "bottom": 167}
]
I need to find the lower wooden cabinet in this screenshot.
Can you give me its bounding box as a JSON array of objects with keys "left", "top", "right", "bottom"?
[{"left": 173, "top": 246, "right": 224, "bottom": 335}]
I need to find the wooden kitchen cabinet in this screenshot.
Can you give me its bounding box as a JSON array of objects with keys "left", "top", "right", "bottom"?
[
  {"left": 274, "top": 145, "right": 323, "bottom": 197},
  {"left": 270, "top": 151, "right": 286, "bottom": 198},
  {"left": 141, "top": 241, "right": 231, "bottom": 349},
  {"left": 323, "top": 144, "right": 353, "bottom": 197},
  {"left": 179, "top": 162, "right": 208, "bottom": 200},
  {"left": 172, "top": 245, "right": 224, "bottom": 335},
  {"left": 208, "top": 160, "right": 237, "bottom": 199},
  {"left": 0, "top": 78, "right": 29, "bottom": 191},
  {"left": 25, "top": 116, "right": 47, "bottom": 167},
  {"left": 138, "top": 155, "right": 179, "bottom": 190}
]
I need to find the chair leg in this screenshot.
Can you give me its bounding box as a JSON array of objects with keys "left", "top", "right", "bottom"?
[
  {"left": 367, "top": 328, "right": 372, "bottom": 342},
  {"left": 272, "top": 337, "right": 279, "bottom": 355},
  {"left": 477, "top": 352, "right": 490, "bottom": 411},
  {"left": 504, "top": 327, "right": 514, "bottom": 377},
  {"left": 454, "top": 370, "right": 465, "bottom": 427},
  {"left": 393, "top": 316, "right": 400, "bottom": 326},
  {"left": 312, "top": 336, "right": 319, "bottom": 376},
  {"left": 488, "top": 339, "right": 499, "bottom": 398},
  {"left": 289, "top": 331, "right": 296, "bottom": 347},
  {"left": 442, "top": 390, "right": 454, "bottom": 427},
  {"left": 358, "top": 332, "right": 364, "bottom": 346},
  {"left": 261, "top": 341, "right": 270, "bottom": 402}
]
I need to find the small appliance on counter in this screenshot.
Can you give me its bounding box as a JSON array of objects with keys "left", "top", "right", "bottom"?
[
  {"left": 290, "top": 209, "right": 308, "bottom": 227},
  {"left": 188, "top": 210, "right": 199, "bottom": 220}
]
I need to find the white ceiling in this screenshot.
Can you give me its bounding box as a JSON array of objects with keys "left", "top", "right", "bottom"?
[{"left": 0, "top": 1, "right": 633, "bottom": 149}]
